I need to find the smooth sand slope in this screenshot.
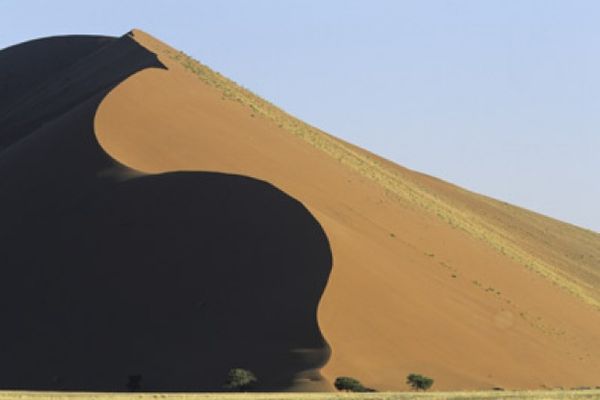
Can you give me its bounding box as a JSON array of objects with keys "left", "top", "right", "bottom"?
[{"left": 1, "top": 30, "right": 599, "bottom": 392}]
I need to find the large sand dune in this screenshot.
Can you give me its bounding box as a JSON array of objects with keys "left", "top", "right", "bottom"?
[{"left": 0, "top": 30, "right": 599, "bottom": 392}]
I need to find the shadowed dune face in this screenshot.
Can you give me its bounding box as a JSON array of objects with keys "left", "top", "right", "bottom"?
[
  {"left": 0, "top": 33, "right": 166, "bottom": 233},
  {"left": 0, "top": 35, "right": 332, "bottom": 391},
  {"left": 0, "top": 35, "right": 114, "bottom": 110},
  {"left": 0, "top": 34, "right": 151, "bottom": 150}
]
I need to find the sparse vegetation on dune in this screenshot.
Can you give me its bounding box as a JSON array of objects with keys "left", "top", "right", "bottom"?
[{"left": 334, "top": 376, "right": 375, "bottom": 392}]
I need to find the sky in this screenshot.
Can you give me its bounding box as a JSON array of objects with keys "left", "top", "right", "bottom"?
[{"left": 2, "top": 1, "right": 599, "bottom": 232}]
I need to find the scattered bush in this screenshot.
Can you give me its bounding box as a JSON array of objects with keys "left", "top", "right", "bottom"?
[
  {"left": 223, "top": 368, "right": 257, "bottom": 391},
  {"left": 334, "top": 376, "right": 375, "bottom": 392},
  {"left": 406, "top": 373, "right": 434, "bottom": 391}
]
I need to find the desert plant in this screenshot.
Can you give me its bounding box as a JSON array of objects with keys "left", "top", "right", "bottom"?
[
  {"left": 406, "top": 373, "right": 434, "bottom": 391},
  {"left": 334, "top": 376, "right": 375, "bottom": 392},
  {"left": 223, "top": 368, "right": 257, "bottom": 391}
]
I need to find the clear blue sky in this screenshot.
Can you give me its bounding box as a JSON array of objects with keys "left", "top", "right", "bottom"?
[{"left": 2, "top": 1, "right": 599, "bottom": 232}]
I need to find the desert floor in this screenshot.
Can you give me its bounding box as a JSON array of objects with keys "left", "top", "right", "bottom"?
[{"left": 2, "top": 389, "right": 600, "bottom": 400}]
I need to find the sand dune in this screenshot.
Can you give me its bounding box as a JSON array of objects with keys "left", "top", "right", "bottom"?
[
  {"left": 0, "top": 33, "right": 330, "bottom": 391},
  {"left": 0, "top": 30, "right": 599, "bottom": 392}
]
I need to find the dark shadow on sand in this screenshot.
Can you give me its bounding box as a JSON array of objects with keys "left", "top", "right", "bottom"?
[
  {"left": 0, "top": 34, "right": 332, "bottom": 391},
  {"left": 0, "top": 171, "right": 332, "bottom": 391}
]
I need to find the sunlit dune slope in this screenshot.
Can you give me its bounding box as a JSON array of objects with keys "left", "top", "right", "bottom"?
[{"left": 93, "top": 30, "right": 600, "bottom": 391}]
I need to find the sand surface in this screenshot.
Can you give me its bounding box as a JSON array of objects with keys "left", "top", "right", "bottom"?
[{"left": 1, "top": 30, "right": 599, "bottom": 392}]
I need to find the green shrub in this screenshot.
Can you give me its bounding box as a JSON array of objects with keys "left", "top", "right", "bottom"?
[
  {"left": 223, "top": 368, "right": 257, "bottom": 391},
  {"left": 406, "top": 373, "right": 434, "bottom": 391},
  {"left": 334, "top": 376, "right": 375, "bottom": 392}
]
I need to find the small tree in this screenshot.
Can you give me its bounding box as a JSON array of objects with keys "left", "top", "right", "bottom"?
[
  {"left": 406, "top": 373, "right": 434, "bottom": 391},
  {"left": 223, "top": 368, "right": 257, "bottom": 391},
  {"left": 334, "top": 376, "right": 375, "bottom": 392}
]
